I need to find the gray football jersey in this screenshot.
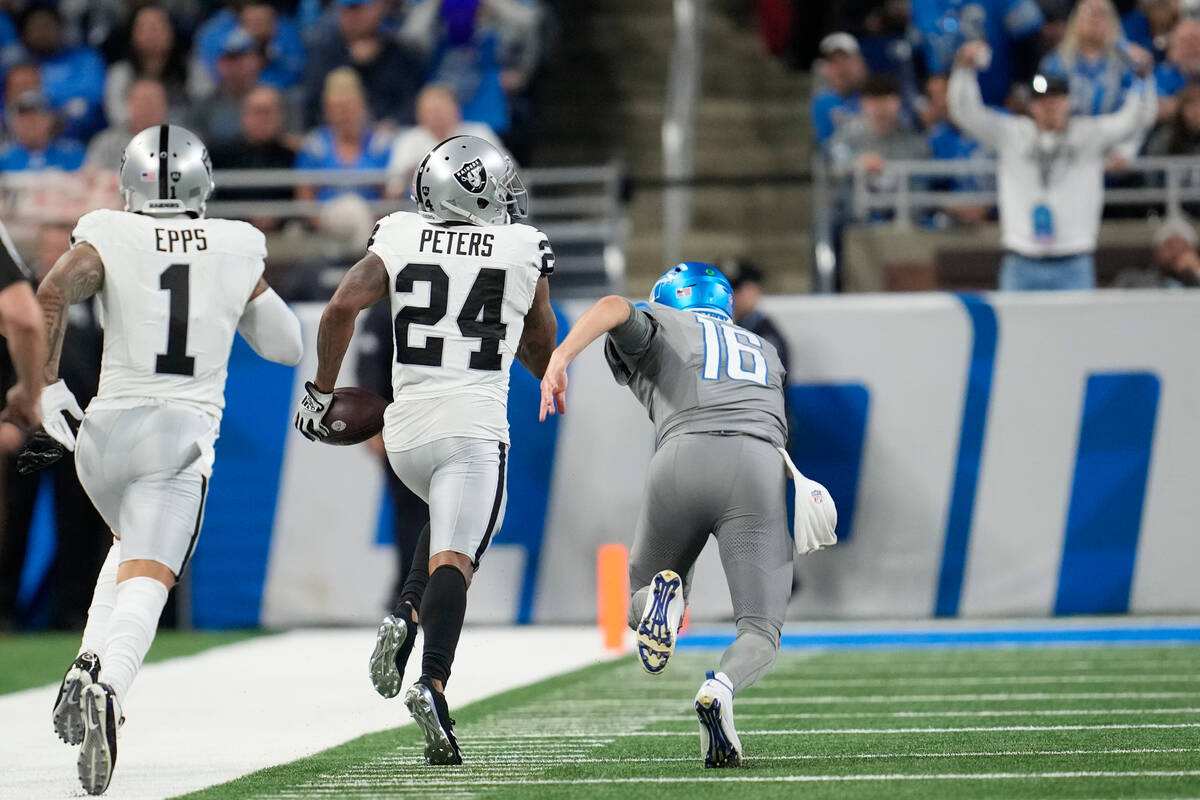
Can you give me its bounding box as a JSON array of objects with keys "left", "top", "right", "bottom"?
[{"left": 604, "top": 301, "right": 788, "bottom": 449}]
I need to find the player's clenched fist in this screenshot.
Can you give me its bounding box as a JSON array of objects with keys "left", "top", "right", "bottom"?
[{"left": 294, "top": 380, "right": 332, "bottom": 441}]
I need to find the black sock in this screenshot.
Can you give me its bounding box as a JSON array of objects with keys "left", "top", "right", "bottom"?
[
  {"left": 419, "top": 564, "right": 468, "bottom": 686},
  {"left": 394, "top": 523, "right": 431, "bottom": 618}
]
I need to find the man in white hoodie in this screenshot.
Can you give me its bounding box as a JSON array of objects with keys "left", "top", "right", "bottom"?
[{"left": 949, "top": 40, "right": 1157, "bottom": 290}]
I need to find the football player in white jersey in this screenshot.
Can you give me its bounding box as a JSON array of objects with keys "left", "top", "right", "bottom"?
[
  {"left": 294, "top": 135, "right": 557, "bottom": 765},
  {"left": 20, "top": 125, "right": 303, "bottom": 795}
]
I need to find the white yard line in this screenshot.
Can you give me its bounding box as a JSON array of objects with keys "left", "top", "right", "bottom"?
[
  {"left": 565, "top": 691, "right": 1200, "bottom": 705},
  {"left": 0, "top": 626, "right": 609, "bottom": 800},
  {"left": 333, "top": 771, "right": 1200, "bottom": 786},
  {"left": 738, "top": 708, "right": 1200, "bottom": 719},
  {"left": 422, "top": 747, "right": 1200, "bottom": 764},
  {"left": 464, "top": 722, "right": 1200, "bottom": 738}
]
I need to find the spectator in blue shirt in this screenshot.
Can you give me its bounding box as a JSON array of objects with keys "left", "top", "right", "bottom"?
[
  {"left": 193, "top": 1, "right": 306, "bottom": 95},
  {"left": 858, "top": 1, "right": 929, "bottom": 128},
  {"left": 399, "top": 0, "right": 540, "bottom": 136},
  {"left": 0, "top": 89, "right": 84, "bottom": 171},
  {"left": 923, "top": 73, "right": 992, "bottom": 224},
  {"left": 302, "top": 0, "right": 424, "bottom": 129},
  {"left": 1121, "top": 0, "right": 1179, "bottom": 64},
  {"left": 911, "top": 0, "right": 1046, "bottom": 107},
  {"left": 7, "top": 6, "right": 106, "bottom": 143},
  {"left": 1039, "top": 0, "right": 1147, "bottom": 117},
  {"left": 811, "top": 33, "right": 867, "bottom": 148},
  {"left": 187, "top": 27, "right": 266, "bottom": 147},
  {"left": 1155, "top": 18, "right": 1200, "bottom": 120},
  {"left": 295, "top": 67, "right": 393, "bottom": 204}
]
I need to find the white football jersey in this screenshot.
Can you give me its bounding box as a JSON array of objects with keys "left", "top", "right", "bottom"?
[
  {"left": 71, "top": 208, "right": 265, "bottom": 421},
  {"left": 367, "top": 211, "right": 553, "bottom": 451}
]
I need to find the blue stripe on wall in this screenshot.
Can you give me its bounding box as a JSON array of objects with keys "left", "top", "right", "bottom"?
[
  {"left": 935, "top": 294, "right": 998, "bottom": 617},
  {"left": 190, "top": 335, "right": 296, "bottom": 628},
  {"left": 788, "top": 383, "right": 869, "bottom": 541},
  {"left": 1055, "top": 372, "right": 1160, "bottom": 615},
  {"left": 17, "top": 477, "right": 56, "bottom": 613},
  {"left": 495, "top": 304, "right": 568, "bottom": 624}
]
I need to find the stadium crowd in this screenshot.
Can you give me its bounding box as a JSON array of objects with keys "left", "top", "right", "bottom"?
[
  {"left": 0, "top": 0, "right": 549, "bottom": 198},
  {"left": 806, "top": 0, "right": 1200, "bottom": 288}
]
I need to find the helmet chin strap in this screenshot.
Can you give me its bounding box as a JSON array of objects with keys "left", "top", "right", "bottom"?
[{"left": 440, "top": 199, "right": 507, "bottom": 227}]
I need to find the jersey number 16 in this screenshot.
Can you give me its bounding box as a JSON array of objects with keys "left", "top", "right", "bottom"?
[{"left": 697, "top": 315, "right": 768, "bottom": 386}]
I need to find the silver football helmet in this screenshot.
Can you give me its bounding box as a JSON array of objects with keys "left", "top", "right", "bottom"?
[
  {"left": 119, "top": 125, "right": 214, "bottom": 217},
  {"left": 412, "top": 135, "right": 528, "bottom": 226}
]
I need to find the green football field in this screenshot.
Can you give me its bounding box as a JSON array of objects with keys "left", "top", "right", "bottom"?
[{"left": 177, "top": 643, "right": 1200, "bottom": 800}]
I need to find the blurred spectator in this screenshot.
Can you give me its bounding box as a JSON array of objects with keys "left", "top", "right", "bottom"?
[
  {"left": 912, "top": 0, "right": 1046, "bottom": 107},
  {"left": 302, "top": 0, "right": 424, "bottom": 129},
  {"left": 0, "top": 221, "right": 106, "bottom": 631},
  {"left": 924, "top": 74, "right": 993, "bottom": 225},
  {"left": 399, "top": 0, "right": 541, "bottom": 136},
  {"left": 0, "top": 89, "right": 84, "bottom": 171},
  {"left": 385, "top": 84, "right": 509, "bottom": 196},
  {"left": 296, "top": 67, "right": 392, "bottom": 204},
  {"left": 1146, "top": 80, "right": 1200, "bottom": 153},
  {"left": 1113, "top": 214, "right": 1200, "bottom": 286},
  {"left": 86, "top": 79, "right": 169, "bottom": 171},
  {"left": 811, "top": 32, "right": 867, "bottom": 147},
  {"left": 949, "top": 41, "right": 1156, "bottom": 290},
  {"left": 1154, "top": 18, "right": 1200, "bottom": 120},
  {"left": 829, "top": 73, "right": 930, "bottom": 181},
  {"left": 6, "top": 5, "right": 106, "bottom": 143},
  {"left": 857, "top": 0, "right": 927, "bottom": 125},
  {"left": 187, "top": 27, "right": 265, "bottom": 147},
  {"left": 104, "top": 4, "right": 190, "bottom": 130},
  {"left": 1039, "top": 0, "right": 1147, "bottom": 116},
  {"left": 193, "top": 1, "right": 306, "bottom": 96},
  {"left": 209, "top": 86, "right": 298, "bottom": 230},
  {"left": 728, "top": 262, "right": 791, "bottom": 373},
  {"left": 1, "top": 61, "right": 40, "bottom": 141},
  {"left": 1122, "top": 0, "right": 1179, "bottom": 64}
]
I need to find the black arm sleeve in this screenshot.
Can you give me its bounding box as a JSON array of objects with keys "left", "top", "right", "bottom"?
[{"left": 0, "top": 220, "right": 30, "bottom": 292}]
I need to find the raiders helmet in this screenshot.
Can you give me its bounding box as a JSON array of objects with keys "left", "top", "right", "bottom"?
[
  {"left": 412, "top": 136, "right": 528, "bottom": 226},
  {"left": 120, "top": 125, "right": 214, "bottom": 217}
]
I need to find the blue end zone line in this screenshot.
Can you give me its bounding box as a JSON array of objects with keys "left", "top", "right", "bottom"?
[{"left": 675, "top": 625, "right": 1200, "bottom": 651}]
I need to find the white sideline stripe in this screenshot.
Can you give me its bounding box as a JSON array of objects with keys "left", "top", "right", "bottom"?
[
  {"left": 464, "top": 747, "right": 1200, "bottom": 764},
  {"left": 466, "top": 722, "right": 1200, "bottom": 738},
  {"left": 0, "top": 627, "right": 610, "bottom": 800},
  {"left": 355, "top": 771, "right": 1200, "bottom": 786}
]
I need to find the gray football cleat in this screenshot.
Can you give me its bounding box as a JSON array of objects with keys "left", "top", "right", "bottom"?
[
  {"left": 52, "top": 651, "right": 101, "bottom": 745},
  {"left": 369, "top": 609, "right": 415, "bottom": 699},
  {"left": 404, "top": 678, "right": 462, "bottom": 765},
  {"left": 78, "top": 682, "right": 119, "bottom": 795}
]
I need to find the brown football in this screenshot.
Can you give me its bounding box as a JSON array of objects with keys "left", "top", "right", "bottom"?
[{"left": 322, "top": 387, "right": 388, "bottom": 446}]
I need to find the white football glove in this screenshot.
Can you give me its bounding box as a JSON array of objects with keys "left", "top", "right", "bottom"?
[
  {"left": 40, "top": 380, "right": 84, "bottom": 452},
  {"left": 294, "top": 381, "right": 332, "bottom": 442},
  {"left": 794, "top": 476, "right": 838, "bottom": 556}
]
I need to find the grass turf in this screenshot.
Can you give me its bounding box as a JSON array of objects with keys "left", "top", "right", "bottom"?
[
  {"left": 177, "top": 643, "right": 1200, "bottom": 800},
  {"left": 0, "top": 630, "right": 262, "bottom": 695}
]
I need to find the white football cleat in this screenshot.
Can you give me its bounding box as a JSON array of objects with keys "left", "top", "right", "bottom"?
[
  {"left": 695, "top": 670, "right": 742, "bottom": 768},
  {"left": 635, "top": 569, "right": 684, "bottom": 675},
  {"left": 78, "top": 683, "right": 120, "bottom": 795},
  {"left": 52, "top": 651, "right": 101, "bottom": 745}
]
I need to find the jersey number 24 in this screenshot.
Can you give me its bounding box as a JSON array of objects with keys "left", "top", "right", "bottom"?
[
  {"left": 393, "top": 263, "right": 507, "bottom": 371},
  {"left": 697, "top": 315, "right": 768, "bottom": 386}
]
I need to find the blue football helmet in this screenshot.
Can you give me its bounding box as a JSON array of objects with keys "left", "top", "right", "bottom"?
[{"left": 649, "top": 262, "right": 734, "bottom": 321}]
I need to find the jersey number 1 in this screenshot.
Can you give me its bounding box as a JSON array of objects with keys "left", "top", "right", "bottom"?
[
  {"left": 394, "top": 263, "right": 507, "bottom": 371},
  {"left": 155, "top": 263, "right": 195, "bottom": 376}
]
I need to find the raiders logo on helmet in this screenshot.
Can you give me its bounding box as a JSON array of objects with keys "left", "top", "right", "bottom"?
[
  {"left": 453, "top": 158, "right": 488, "bottom": 194},
  {"left": 170, "top": 171, "right": 181, "bottom": 182}
]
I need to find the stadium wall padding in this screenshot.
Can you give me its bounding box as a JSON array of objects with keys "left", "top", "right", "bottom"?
[{"left": 184, "top": 292, "right": 1200, "bottom": 627}]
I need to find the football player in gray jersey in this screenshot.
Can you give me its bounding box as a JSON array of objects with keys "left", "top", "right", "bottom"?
[{"left": 540, "top": 262, "right": 836, "bottom": 768}]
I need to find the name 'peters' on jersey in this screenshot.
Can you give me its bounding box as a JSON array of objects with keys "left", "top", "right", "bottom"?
[{"left": 367, "top": 210, "right": 553, "bottom": 452}]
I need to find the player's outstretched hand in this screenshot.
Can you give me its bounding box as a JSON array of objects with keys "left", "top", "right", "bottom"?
[
  {"left": 539, "top": 355, "right": 568, "bottom": 422},
  {"left": 294, "top": 380, "right": 333, "bottom": 441},
  {"left": 39, "top": 380, "right": 83, "bottom": 451}
]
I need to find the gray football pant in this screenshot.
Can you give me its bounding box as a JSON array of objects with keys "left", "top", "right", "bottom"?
[{"left": 626, "top": 433, "right": 792, "bottom": 693}]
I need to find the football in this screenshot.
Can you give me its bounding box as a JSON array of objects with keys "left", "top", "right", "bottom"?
[{"left": 321, "top": 387, "right": 388, "bottom": 446}]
